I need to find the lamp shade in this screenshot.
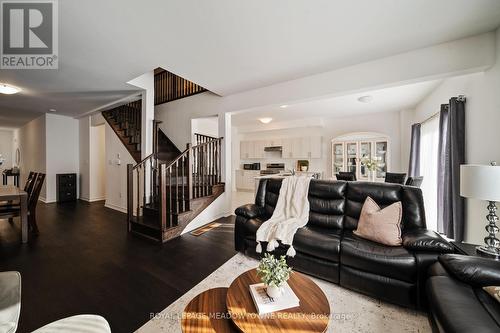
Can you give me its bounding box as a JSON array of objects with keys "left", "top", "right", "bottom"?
[{"left": 460, "top": 164, "right": 500, "bottom": 201}]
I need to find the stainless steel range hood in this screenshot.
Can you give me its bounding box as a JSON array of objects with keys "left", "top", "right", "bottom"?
[{"left": 264, "top": 146, "right": 282, "bottom": 152}]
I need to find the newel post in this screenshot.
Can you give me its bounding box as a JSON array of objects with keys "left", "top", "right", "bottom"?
[
  {"left": 127, "top": 164, "right": 133, "bottom": 232},
  {"left": 187, "top": 143, "right": 193, "bottom": 204},
  {"left": 159, "top": 163, "right": 167, "bottom": 232}
]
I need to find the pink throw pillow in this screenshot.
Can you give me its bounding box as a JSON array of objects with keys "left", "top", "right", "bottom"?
[{"left": 353, "top": 197, "right": 403, "bottom": 246}]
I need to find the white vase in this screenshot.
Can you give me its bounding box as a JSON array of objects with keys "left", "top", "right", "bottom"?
[{"left": 266, "top": 285, "right": 283, "bottom": 299}]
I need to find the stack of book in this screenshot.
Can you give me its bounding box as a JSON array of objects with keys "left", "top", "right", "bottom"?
[{"left": 249, "top": 282, "right": 300, "bottom": 315}]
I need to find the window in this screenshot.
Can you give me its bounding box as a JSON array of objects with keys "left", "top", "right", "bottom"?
[{"left": 419, "top": 116, "right": 440, "bottom": 232}]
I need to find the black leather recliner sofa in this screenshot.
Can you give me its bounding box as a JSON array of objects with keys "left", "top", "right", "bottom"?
[
  {"left": 235, "top": 178, "right": 454, "bottom": 310},
  {"left": 427, "top": 254, "right": 500, "bottom": 333}
]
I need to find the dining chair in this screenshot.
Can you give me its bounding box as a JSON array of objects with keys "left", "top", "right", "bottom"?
[
  {"left": 336, "top": 171, "right": 357, "bottom": 181},
  {"left": 405, "top": 176, "right": 424, "bottom": 188},
  {"left": 1, "top": 172, "right": 38, "bottom": 223},
  {"left": 384, "top": 172, "right": 407, "bottom": 184},
  {"left": 0, "top": 173, "right": 45, "bottom": 235}
]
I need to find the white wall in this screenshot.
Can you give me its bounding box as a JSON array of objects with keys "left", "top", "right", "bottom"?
[
  {"left": 235, "top": 110, "right": 402, "bottom": 179},
  {"left": 0, "top": 129, "right": 13, "bottom": 177},
  {"left": 45, "top": 114, "right": 80, "bottom": 203},
  {"left": 79, "top": 117, "right": 91, "bottom": 200},
  {"left": 14, "top": 115, "right": 46, "bottom": 197},
  {"left": 191, "top": 116, "right": 219, "bottom": 143},
  {"left": 90, "top": 125, "right": 106, "bottom": 201},
  {"left": 104, "top": 122, "right": 135, "bottom": 213},
  {"left": 400, "top": 27, "right": 500, "bottom": 244}
]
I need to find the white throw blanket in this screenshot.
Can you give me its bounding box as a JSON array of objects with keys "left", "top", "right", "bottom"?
[{"left": 255, "top": 176, "right": 312, "bottom": 257}]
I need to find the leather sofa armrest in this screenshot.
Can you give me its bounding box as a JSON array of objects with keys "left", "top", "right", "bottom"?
[
  {"left": 402, "top": 229, "right": 454, "bottom": 253},
  {"left": 235, "top": 204, "right": 265, "bottom": 219},
  {"left": 439, "top": 254, "right": 500, "bottom": 287}
]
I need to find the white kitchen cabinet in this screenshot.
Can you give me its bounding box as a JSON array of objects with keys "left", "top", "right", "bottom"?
[
  {"left": 241, "top": 137, "right": 322, "bottom": 160},
  {"left": 240, "top": 141, "right": 255, "bottom": 159},
  {"left": 301, "top": 137, "right": 322, "bottom": 159},
  {"left": 235, "top": 170, "right": 259, "bottom": 191},
  {"left": 281, "top": 138, "right": 293, "bottom": 159},
  {"left": 253, "top": 140, "right": 266, "bottom": 159},
  {"left": 268, "top": 139, "right": 282, "bottom": 147}
]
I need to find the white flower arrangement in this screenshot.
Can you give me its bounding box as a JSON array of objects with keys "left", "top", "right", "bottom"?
[{"left": 360, "top": 157, "right": 379, "bottom": 172}]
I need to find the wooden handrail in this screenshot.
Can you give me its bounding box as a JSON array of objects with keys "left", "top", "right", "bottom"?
[{"left": 132, "top": 153, "right": 155, "bottom": 170}]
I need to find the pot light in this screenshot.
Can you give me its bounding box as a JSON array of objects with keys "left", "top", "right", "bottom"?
[
  {"left": 280, "top": 105, "right": 288, "bottom": 108},
  {"left": 48, "top": 108, "right": 57, "bottom": 112},
  {"left": 0, "top": 83, "right": 21, "bottom": 95},
  {"left": 358, "top": 95, "right": 373, "bottom": 103},
  {"left": 259, "top": 117, "right": 273, "bottom": 124}
]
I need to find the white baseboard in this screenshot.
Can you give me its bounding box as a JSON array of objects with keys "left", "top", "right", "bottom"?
[
  {"left": 81, "top": 196, "right": 106, "bottom": 203},
  {"left": 104, "top": 202, "right": 127, "bottom": 214},
  {"left": 39, "top": 196, "right": 57, "bottom": 204}
]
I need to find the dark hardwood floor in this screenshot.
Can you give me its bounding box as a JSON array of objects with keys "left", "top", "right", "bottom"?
[{"left": 0, "top": 200, "right": 236, "bottom": 333}]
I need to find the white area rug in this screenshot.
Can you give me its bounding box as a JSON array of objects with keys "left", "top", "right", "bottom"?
[{"left": 137, "top": 253, "right": 431, "bottom": 333}]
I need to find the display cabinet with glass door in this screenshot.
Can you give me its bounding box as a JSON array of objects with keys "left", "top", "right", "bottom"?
[
  {"left": 332, "top": 142, "right": 345, "bottom": 174},
  {"left": 358, "top": 141, "right": 373, "bottom": 181},
  {"left": 374, "top": 141, "right": 388, "bottom": 180},
  {"left": 331, "top": 134, "right": 390, "bottom": 181},
  {"left": 345, "top": 142, "right": 358, "bottom": 176}
]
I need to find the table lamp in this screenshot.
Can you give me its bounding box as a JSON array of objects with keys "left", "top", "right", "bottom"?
[{"left": 460, "top": 162, "right": 500, "bottom": 257}]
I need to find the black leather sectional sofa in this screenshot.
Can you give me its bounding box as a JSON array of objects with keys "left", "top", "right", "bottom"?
[
  {"left": 234, "top": 178, "right": 455, "bottom": 310},
  {"left": 427, "top": 255, "right": 500, "bottom": 333}
]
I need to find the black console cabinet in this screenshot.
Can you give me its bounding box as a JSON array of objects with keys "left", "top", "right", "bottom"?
[{"left": 56, "top": 173, "right": 77, "bottom": 202}]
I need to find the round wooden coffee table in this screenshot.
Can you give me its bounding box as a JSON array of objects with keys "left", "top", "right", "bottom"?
[
  {"left": 226, "top": 269, "right": 330, "bottom": 332},
  {"left": 181, "top": 287, "right": 238, "bottom": 333}
]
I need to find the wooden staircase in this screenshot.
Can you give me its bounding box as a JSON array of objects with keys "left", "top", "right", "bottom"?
[
  {"left": 102, "top": 72, "right": 223, "bottom": 244},
  {"left": 102, "top": 100, "right": 142, "bottom": 163},
  {"left": 127, "top": 133, "right": 224, "bottom": 243}
]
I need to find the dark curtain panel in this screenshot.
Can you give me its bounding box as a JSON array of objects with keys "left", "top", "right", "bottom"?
[
  {"left": 408, "top": 123, "right": 421, "bottom": 177},
  {"left": 437, "top": 97, "right": 466, "bottom": 241}
]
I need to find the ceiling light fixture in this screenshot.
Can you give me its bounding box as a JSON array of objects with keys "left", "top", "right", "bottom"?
[
  {"left": 259, "top": 117, "right": 273, "bottom": 124},
  {"left": 358, "top": 95, "right": 373, "bottom": 103},
  {"left": 0, "top": 83, "right": 21, "bottom": 95},
  {"left": 48, "top": 108, "right": 57, "bottom": 112},
  {"left": 279, "top": 105, "right": 288, "bottom": 108}
]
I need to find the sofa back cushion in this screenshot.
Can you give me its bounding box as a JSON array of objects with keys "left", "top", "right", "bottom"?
[
  {"left": 307, "top": 180, "right": 346, "bottom": 229},
  {"left": 262, "top": 178, "right": 283, "bottom": 218},
  {"left": 345, "top": 181, "right": 426, "bottom": 231}
]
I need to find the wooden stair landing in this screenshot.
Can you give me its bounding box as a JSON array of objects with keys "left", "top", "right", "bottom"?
[{"left": 129, "top": 183, "right": 225, "bottom": 243}]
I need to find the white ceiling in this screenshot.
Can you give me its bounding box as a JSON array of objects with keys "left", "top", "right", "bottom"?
[
  {"left": 1, "top": 0, "right": 500, "bottom": 128},
  {"left": 231, "top": 80, "right": 443, "bottom": 126}
]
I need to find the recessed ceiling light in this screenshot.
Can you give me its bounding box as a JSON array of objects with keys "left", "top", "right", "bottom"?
[
  {"left": 358, "top": 95, "right": 373, "bottom": 103},
  {"left": 279, "top": 105, "right": 288, "bottom": 108},
  {"left": 0, "top": 83, "right": 21, "bottom": 95},
  {"left": 259, "top": 117, "right": 273, "bottom": 124},
  {"left": 48, "top": 108, "right": 57, "bottom": 112}
]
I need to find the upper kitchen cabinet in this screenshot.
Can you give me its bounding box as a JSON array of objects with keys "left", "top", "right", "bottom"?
[
  {"left": 281, "top": 137, "right": 322, "bottom": 159},
  {"left": 240, "top": 141, "right": 254, "bottom": 159},
  {"left": 302, "top": 137, "right": 322, "bottom": 159},
  {"left": 241, "top": 136, "right": 322, "bottom": 159}
]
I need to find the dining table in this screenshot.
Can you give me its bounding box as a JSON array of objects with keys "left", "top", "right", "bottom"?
[{"left": 0, "top": 185, "right": 28, "bottom": 243}]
